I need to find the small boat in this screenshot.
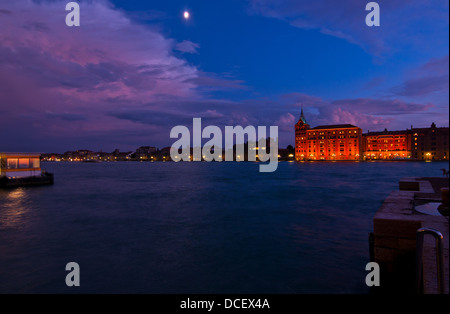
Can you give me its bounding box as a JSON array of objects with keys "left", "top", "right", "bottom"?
[{"left": 0, "top": 153, "right": 54, "bottom": 188}]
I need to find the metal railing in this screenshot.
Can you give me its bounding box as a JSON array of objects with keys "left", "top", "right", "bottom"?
[{"left": 416, "top": 227, "right": 446, "bottom": 294}]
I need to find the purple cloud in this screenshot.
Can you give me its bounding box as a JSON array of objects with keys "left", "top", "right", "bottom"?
[
  {"left": 314, "top": 97, "right": 434, "bottom": 131},
  {"left": 175, "top": 40, "right": 200, "bottom": 54},
  {"left": 330, "top": 98, "right": 433, "bottom": 116},
  {"left": 275, "top": 112, "right": 296, "bottom": 132},
  {"left": 0, "top": 0, "right": 251, "bottom": 151},
  {"left": 253, "top": 93, "right": 436, "bottom": 134},
  {"left": 185, "top": 71, "right": 248, "bottom": 92},
  {"left": 0, "top": 0, "right": 199, "bottom": 102},
  {"left": 45, "top": 111, "right": 87, "bottom": 122},
  {"left": 391, "top": 56, "right": 449, "bottom": 97}
]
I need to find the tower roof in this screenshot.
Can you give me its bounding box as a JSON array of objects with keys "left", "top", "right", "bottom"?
[{"left": 299, "top": 105, "right": 307, "bottom": 124}]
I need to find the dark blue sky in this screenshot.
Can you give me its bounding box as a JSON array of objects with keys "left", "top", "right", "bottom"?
[
  {"left": 0, "top": 0, "right": 448, "bottom": 152},
  {"left": 111, "top": 0, "right": 378, "bottom": 98}
]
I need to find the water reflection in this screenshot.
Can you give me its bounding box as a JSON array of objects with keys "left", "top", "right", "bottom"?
[{"left": 0, "top": 188, "right": 30, "bottom": 228}]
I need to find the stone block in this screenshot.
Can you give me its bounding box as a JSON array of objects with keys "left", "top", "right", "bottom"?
[
  {"left": 374, "top": 235, "right": 416, "bottom": 251},
  {"left": 399, "top": 180, "right": 420, "bottom": 191},
  {"left": 374, "top": 217, "right": 422, "bottom": 239}
]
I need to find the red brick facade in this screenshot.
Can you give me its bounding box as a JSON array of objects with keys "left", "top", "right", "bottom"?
[
  {"left": 295, "top": 109, "right": 362, "bottom": 161},
  {"left": 295, "top": 111, "right": 448, "bottom": 161},
  {"left": 362, "top": 129, "right": 412, "bottom": 160}
]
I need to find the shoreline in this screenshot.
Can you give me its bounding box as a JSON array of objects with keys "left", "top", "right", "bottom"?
[{"left": 40, "top": 159, "right": 450, "bottom": 163}]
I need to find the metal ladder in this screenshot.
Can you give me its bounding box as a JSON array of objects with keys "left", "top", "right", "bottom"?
[{"left": 416, "top": 227, "right": 446, "bottom": 294}]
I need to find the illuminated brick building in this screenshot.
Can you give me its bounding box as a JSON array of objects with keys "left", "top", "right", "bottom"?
[
  {"left": 411, "top": 123, "right": 449, "bottom": 161},
  {"left": 362, "top": 129, "right": 412, "bottom": 160},
  {"left": 295, "top": 109, "right": 449, "bottom": 162},
  {"left": 295, "top": 109, "right": 362, "bottom": 161}
]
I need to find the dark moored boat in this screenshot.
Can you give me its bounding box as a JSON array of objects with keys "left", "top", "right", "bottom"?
[{"left": 0, "top": 172, "right": 54, "bottom": 188}]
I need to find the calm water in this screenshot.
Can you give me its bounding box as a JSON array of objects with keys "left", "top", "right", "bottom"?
[{"left": 0, "top": 161, "right": 447, "bottom": 294}]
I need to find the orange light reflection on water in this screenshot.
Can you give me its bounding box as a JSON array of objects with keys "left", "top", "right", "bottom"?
[{"left": 0, "top": 188, "right": 30, "bottom": 229}]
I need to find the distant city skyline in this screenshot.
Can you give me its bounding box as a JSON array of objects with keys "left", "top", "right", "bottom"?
[{"left": 0, "top": 0, "right": 448, "bottom": 153}]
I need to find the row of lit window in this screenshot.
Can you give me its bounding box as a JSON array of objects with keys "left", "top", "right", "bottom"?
[
  {"left": 312, "top": 130, "right": 359, "bottom": 136},
  {"left": 368, "top": 144, "right": 407, "bottom": 148},
  {"left": 367, "top": 139, "right": 405, "bottom": 143},
  {"left": 2, "top": 158, "right": 40, "bottom": 169}
]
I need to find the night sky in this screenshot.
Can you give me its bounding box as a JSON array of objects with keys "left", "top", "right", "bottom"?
[{"left": 0, "top": 0, "right": 448, "bottom": 153}]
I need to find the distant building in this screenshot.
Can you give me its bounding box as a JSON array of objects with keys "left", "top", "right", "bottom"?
[
  {"left": 411, "top": 123, "right": 449, "bottom": 161},
  {"left": 62, "top": 150, "right": 95, "bottom": 161},
  {"left": 227, "top": 138, "right": 279, "bottom": 162},
  {"left": 114, "top": 151, "right": 133, "bottom": 161},
  {"left": 135, "top": 146, "right": 157, "bottom": 159},
  {"left": 278, "top": 148, "right": 294, "bottom": 161},
  {"left": 0, "top": 153, "right": 42, "bottom": 178},
  {"left": 159, "top": 147, "right": 172, "bottom": 161},
  {"left": 362, "top": 129, "right": 412, "bottom": 160},
  {"left": 295, "top": 108, "right": 362, "bottom": 161},
  {"left": 295, "top": 108, "right": 449, "bottom": 162}
]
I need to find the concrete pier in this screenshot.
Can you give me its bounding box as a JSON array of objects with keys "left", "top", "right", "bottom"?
[{"left": 372, "top": 177, "right": 449, "bottom": 294}]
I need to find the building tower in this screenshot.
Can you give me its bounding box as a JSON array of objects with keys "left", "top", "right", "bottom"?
[{"left": 295, "top": 106, "right": 310, "bottom": 161}]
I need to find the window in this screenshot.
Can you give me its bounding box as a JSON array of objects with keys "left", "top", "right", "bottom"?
[
  {"left": 30, "top": 158, "right": 40, "bottom": 168},
  {"left": 19, "top": 158, "right": 30, "bottom": 169},
  {"left": 7, "top": 158, "right": 18, "bottom": 169}
]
